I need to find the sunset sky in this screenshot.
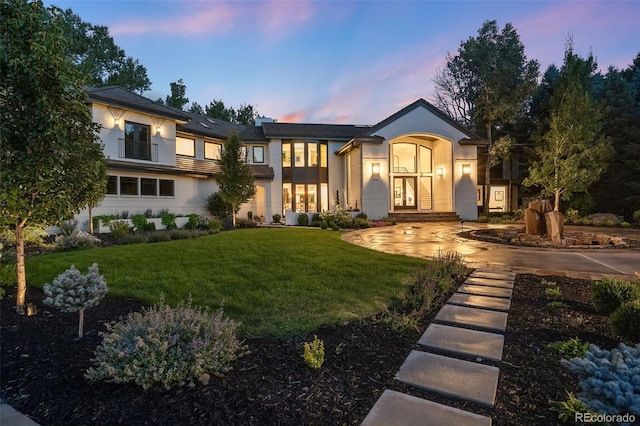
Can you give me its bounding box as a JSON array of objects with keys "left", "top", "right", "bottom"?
[{"left": 46, "top": 0, "right": 640, "bottom": 125}]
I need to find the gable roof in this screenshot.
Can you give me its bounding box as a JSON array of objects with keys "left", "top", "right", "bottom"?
[
  {"left": 87, "top": 86, "right": 191, "bottom": 122},
  {"left": 261, "top": 122, "right": 369, "bottom": 140},
  {"left": 176, "top": 112, "right": 266, "bottom": 142},
  {"left": 364, "top": 98, "right": 485, "bottom": 143}
]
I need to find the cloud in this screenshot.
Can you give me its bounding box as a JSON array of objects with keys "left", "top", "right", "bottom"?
[
  {"left": 110, "top": 0, "right": 317, "bottom": 39},
  {"left": 279, "top": 111, "right": 307, "bottom": 123}
]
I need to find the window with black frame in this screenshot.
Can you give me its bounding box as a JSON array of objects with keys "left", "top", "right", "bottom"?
[{"left": 125, "top": 122, "right": 151, "bottom": 160}]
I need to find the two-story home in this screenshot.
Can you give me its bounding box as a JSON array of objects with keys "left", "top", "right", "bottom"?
[{"left": 80, "top": 86, "right": 486, "bottom": 229}]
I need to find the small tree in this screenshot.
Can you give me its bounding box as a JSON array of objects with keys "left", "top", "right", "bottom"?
[
  {"left": 1, "top": 0, "right": 109, "bottom": 314},
  {"left": 43, "top": 263, "right": 108, "bottom": 338},
  {"left": 213, "top": 131, "right": 256, "bottom": 227},
  {"left": 523, "top": 42, "right": 612, "bottom": 211}
]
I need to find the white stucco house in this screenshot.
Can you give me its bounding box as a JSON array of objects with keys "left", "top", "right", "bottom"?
[{"left": 78, "top": 86, "right": 489, "bottom": 230}]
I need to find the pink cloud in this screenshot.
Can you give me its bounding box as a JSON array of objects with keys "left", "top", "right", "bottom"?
[
  {"left": 279, "top": 111, "right": 307, "bottom": 123},
  {"left": 110, "top": 0, "right": 317, "bottom": 39}
]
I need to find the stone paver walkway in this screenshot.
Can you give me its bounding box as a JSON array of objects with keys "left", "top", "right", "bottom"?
[{"left": 361, "top": 269, "right": 516, "bottom": 425}]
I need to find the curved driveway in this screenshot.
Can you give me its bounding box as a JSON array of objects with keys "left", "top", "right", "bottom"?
[{"left": 342, "top": 223, "right": 640, "bottom": 280}]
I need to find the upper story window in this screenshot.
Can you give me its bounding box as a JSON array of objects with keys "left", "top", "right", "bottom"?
[
  {"left": 393, "top": 143, "right": 417, "bottom": 173},
  {"left": 282, "top": 143, "right": 291, "bottom": 167},
  {"left": 124, "top": 122, "right": 152, "bottom": 161},
  {"left": 240, "top": 146, "right": 247, "bottom": 162},
  {"left": 176, "top": 137, "right": 195, "bottom": 157},
  {"left": 252, "top": 146, "right": 264, "bottom": 163},
  {"left": 294, "top": 142, "right": 305, "bottom": 167},
  {"left": 308, "top": 143, "right": 318, "bottom": 167},
  {"left": 204, "top": 142, "right": 221, "bottom": 160},
  {"left": 320, "top": 144, "right": 327, "bottom": 167}
]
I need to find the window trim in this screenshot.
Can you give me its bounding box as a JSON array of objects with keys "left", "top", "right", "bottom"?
[
  {"left": 176, "top": 136, "right": 196, "bottom": 157},
  {"left": 252, "top": 146, "right": 265, "bottom": 163}
]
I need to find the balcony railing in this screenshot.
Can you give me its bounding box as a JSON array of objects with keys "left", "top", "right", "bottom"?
[{"left": 118, "top": 138, "right": 158, "bottom": 162}]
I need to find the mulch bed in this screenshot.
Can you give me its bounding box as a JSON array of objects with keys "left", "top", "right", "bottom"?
[{"left": 1, "top": 273, "right": 620, "bottom": 425}]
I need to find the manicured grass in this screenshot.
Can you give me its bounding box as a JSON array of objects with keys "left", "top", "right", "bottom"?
[{"left": 26, "top": 228, "right": 424, "bottom": 337}]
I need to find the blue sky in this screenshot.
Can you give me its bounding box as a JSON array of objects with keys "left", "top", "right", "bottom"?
[{"left": 46, "top": 0, "right": 639, "bottom": 125}]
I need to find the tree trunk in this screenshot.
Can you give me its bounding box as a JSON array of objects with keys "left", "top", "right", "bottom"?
[
  {"left": 78, "top": 308, "right": 85, "bottom": 338},
  {"left": 232, "top": 204, "right": 237, "bottom": 228},
  {"left": 554, "top": 190, "right": 561, "bottom": 212},
  {"left": 88, "top": 205, "right": 94, "bottom": 235},
  {"left": 15, "top": 219, "right": 27, "bottom": 314},
  {"left": 483, "top": 123, "right": 493, "bottom": 216}
]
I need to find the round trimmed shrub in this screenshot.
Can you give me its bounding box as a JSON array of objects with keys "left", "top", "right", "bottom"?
[
  {"left": 86, "top": 296, "right": 244, "bottom": 390},
  {"left": 591, "top": 278, "right": 640, "bottom": 314},
  {"left": 611, "top": 299, "right": 640, "bottom": 342},
  {"left": 297, "top": 213, "right": 309, "bottom": 226},
  {"left": 272, "top": 214, "right": 281, "bottom": 224}
]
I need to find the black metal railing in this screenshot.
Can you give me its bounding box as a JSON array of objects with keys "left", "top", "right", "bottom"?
[{"left": 118, "top": 138, "right": 158, "bottom": 162}]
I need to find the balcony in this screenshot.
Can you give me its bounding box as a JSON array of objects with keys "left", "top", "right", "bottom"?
[{"left": 118, "top": 138, "right": 158, "bottom": 162}]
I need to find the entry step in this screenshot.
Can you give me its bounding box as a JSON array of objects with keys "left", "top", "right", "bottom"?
[
  {"left": 361, "top": 389, "right": 492, "bottom": 426},
  {"left": 395, "top": 350, "right": 500, "bottom": 407},
  {"left": 458, "top": 284, "right": 513, "bottom": 299},
  {"left": 471, "top": 269, "right": 516, "bottom": 280},
  {"left": 464, "top": 276, "right": 514, "bottom": 289}
]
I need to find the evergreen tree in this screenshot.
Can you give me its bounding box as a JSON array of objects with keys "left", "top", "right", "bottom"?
[
  {"left": 212, "top": 131, "right": 256, "bottom": 227},
  {"left": 164, "top": 79, "right": 189, "bottom": 110}
]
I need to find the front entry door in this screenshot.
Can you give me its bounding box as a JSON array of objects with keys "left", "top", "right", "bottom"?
[{"left": 394, "top": 177, "right": 416, "bottom": 209}]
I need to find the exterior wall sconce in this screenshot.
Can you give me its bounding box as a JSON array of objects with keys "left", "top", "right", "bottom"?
[
  {"left": 372, "top": 163, "right": 380, "bottom": 180},
  {"left": 113, "top": 118, "right": 120, "bottom": 129},
  {"left": 462, "top": 164, "right": 471, "bottom": 176},
  {"left": 437, "top": 167, "right": 444, "bottom": 177},
  {"left": 155, "top": 125, "right": 161, "bottom": 135}
]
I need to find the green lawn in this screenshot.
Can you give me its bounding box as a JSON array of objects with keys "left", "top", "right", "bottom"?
[{"left": 26, "top": 228, "right": 424, "bottom": 337}]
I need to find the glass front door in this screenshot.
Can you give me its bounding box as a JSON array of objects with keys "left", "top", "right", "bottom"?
[{"left": 394, "top": 177, "right": 416, "bottom": 209}]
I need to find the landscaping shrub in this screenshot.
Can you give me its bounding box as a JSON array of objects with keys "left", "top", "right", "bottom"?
[
  {"left": 161, "top": 213, "right": 177, "bottom": 230},
  {"left": 131, "top": 214, "right": 149, "bottom": 231},
  {"left": 621, "top": 222, "right": 631, "bottom": 228},
  {"left": 564, "top": 208, "right": 580, "bottom": 223},
  {"left": 85, "top": 296, "right": 244, "bottom": 390},
  {"left": 562, "top": 343, "right": 640, "bottom": 415},
  {"left": 355, "top": 212, "right": 368, "bottom": 220},
  {"left": 550, "top": 391, "right": 598, "bottom": 424},
  {"left": 207, "top": 218, "right": 223, "bottom": 232},
  {"left": 184, "top": 213, "right": 200, "bottom": 230},
  {"left": 93, "top": 214, "right": 118, "bottom": 231},
  {"left": 354, "top": 218, "right": 370, "bottom": 229},
  {"left": 633, "top": 209, "right": 640, "bottom": 224},
  {"left": 109, "top": 220, "right": 131, "bottom": 237},
  {"left": 611, "top": 300, "right": 640, "bottom": 342},
  {"left": 236, "top": 218, "right": 258, "bottom": 228},
  {"left": 55, "top": 230, "right": 101, "bottom": 251},
  {"left": 206, "top": 192, "right": 233, "bottom": 219},
  {"left": 147, "top": 231, "right": 171, "bottom": 243},
  {"left": 59, "top": 219, "right": 78, "bottom": 236},
  {"left": 272, "top": 214, "right": 281, "bottom": 224},
  {"left": 0, "top": 225, "right": 48, "bottom": 246},
  {"left": 302, "top": 335, "right": 325, "bottom": 369},
  {"left": 311, "top": 213, "right": 322, "bottom": 225},
  {"left": 297, "top": 213, "right": 309, "bottom": 226},
  {"left": 547, "top": 337, "right": 589, "bottom": 358},
  {"left": 124, "top": 234, "right": 148, "bottom": 244},
  {"left": 43, "top": 263, "right": 108, "bottom": 338},
  {"left": 591, "top": 278, "right": 640, "bottom": 314}
]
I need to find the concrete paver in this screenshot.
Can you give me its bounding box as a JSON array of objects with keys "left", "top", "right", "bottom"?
[
  {"left": 0, "top": 404, "right": 40, "bottom": 426},
  {"left": 361, "top": 389, "right": 492, "bottom": 426},
  {"left": 448, "top": 293, "right": 511, "bottom": 312},
  {"left": 464, "top": 276, "right": 514, "bottom": 289},
  {"left": 396, "top": 350, "right": 500, "bottom": 407},
  {"left": 418, "top": 323, "right": 504, "bottom": 361},
  {"left": 434, "top": 304, "right": 508, "bottom": 332},
  {"left": 457, "top": 284, "right": 513, "bottom": 299},
  {"left": 471, "top": 270, "right": 517, "bottom": 280}
]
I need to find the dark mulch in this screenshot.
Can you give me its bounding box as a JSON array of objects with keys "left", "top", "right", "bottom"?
[{"left": 1, "top": 274, "right": 620, "bottom": 425}]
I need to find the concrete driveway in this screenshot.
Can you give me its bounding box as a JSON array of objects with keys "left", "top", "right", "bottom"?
[{"left": 342, "top": 222, "right": 640, "bottom": 280}]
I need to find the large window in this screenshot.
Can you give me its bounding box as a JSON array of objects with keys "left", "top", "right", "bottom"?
[
  {"left": 107, "top": 176, "right": 118, "bottom": 195},
  {"left": 176, "top": 137, "right": 195, "bottom": 157},
  {"left": 308, "top": 143, "right": 318, "bottom": 167},
  {"left": 393, "top": 143, "right": 416, "bottom": 173},
  {"left": 141, "top": 178, "right": 157, "bottom": 196},
  {"left": 320, "top": 144, "right": 327, "bottom": 167},
  {"left": 253, "top": 146, "right": 264, "bottom": 163},
  {"left": 294, "top": 143, "right": 305, "bottom": 167},
  {"left": 283, "top": 183, "right": 292, "bottom": 211},
  {"left": 125, "top": 122, "right": 152, "bottom": 161},
  {"left": 120, "top": 176, "right": 138, "bottom": 195},
  {"left": 159, "top": 179, "right": 175, "bottom": 197},
  {"left": 204, "top": 142, "right": 221, "bottom": 160},
  {"left": 282, "top": 144, "right": 291, "bottom": 167}
]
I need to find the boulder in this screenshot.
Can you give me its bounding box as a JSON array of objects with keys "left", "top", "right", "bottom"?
[
  {"left": 545, "top": 211, "right": 564, "bottom": 244},
  {"left": 524, "top": 208, "right": 539, "bottom": 235}
]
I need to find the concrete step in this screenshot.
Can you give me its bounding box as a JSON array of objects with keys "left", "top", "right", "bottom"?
[
  {"left": 448, "top": 293, "right": 511, "bottom": 312},
  {"left": 465, "top": 276, "right": 514, "bottom": 289},
  {"left": 389, "top": 212, "right": 461, "bottom": 223},
  {"left": 361, "top": 389, "right": 492, "bottom": 426},
  {"left": 418, "top": 323, "right": 505, "bottom": 361},
  {"left": 457, "top": 284, "right": 513, "bottom": 299},
  {"left": 396, "top": 350, "right": 500, "bottom": 407},
  {"left": 434, "top": 304, "right": 508, "bottom": 332}
]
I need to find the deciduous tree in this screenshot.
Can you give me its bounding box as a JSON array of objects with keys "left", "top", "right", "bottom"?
[
  {"left": 1, "top": 0, "right": 108, "bottom": 314},
  {"left": 434, "top": 20, "right": 539, "bottom": 214},
  {"left": 523, "top": 42, "right": 612, "bottom": 211}
]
